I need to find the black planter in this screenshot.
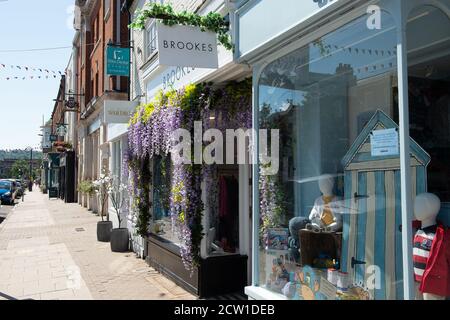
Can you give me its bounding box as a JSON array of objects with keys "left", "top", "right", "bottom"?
[
  {"left": 110, "top": 228, "right": 129, "bottom": 252},
  {"left": 97, "top": 221, "right": 113, "bottom": 242}
]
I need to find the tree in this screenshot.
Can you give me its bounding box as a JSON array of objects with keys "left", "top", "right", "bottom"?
[{"left": 10, "top": 160, "right": 30, "bottom": 179}]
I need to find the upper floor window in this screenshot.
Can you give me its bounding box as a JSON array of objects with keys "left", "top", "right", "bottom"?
[
  {"left": 144, "top": 0, "right": 163, "bottom": 60},
  {"left": 145, "top": 22, "right": 157, "bottom": 59},
  {"left": 104, "top": 0, "right": 111, "bottom": 20}
]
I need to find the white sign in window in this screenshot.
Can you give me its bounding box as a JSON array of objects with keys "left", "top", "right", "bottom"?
[
  {"left": 157, "top": 23, "right": 218, "bottom": 69},
  {"left": 370, "top": 128, "right": 399, "bottom": 157}
]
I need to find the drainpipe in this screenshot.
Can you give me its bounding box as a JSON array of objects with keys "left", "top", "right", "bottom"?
[{"left": 121, "top": 0, "right": 132, "bottom": 101}]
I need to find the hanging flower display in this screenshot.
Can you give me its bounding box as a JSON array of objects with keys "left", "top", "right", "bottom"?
[{"left": 126, "top": 79, "right": 252, "bottom": 272}]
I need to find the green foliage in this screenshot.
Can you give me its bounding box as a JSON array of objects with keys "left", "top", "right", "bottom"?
[
  {"left": 77, "top": 180, "right": 96, "bottom": 195},
  {"left": 134, "top": 155, "right": 152, "bottom": 237},
  {"left": 10, "top": 160, "right": 30, "bottom": 179},
  {"left": 129, "top": 2, "right": 233, "bottom": 51},
  {"left": 0, "top": 149, "right": 43, "bottom": 161}
]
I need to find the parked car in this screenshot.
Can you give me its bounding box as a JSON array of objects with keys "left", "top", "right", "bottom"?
[
  {"left": 0, "top": 180, "right": 17, "bottom": 205},
  {"left": 14, "top": 180, "right": 24, "bottom": 199}
]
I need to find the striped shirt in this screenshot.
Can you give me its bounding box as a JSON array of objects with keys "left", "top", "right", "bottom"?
[{"left": 413, "top": 225, "right": 437, "bottom": 282}]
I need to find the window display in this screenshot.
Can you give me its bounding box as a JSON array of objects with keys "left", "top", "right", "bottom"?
[
  {"left": 413, "top": 193, "right": 450, "bottom": 300},
  {"left": 257, "top": 10, "right": 408, "bottom": 300},
  {"left": 406, "top": 4, "right": 450, "bottom": 300}
]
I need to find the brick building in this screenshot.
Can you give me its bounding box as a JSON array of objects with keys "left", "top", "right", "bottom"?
[{"left": 73, "top": 0, "right": 130, "bottom": 211}]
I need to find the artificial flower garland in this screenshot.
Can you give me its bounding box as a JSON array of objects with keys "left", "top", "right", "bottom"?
[
  {"left": 129, "top": 2, "right": 233, "bottom": 51},
  {"left": 127, "top": 79, "right": 252, "bottom": 271}
]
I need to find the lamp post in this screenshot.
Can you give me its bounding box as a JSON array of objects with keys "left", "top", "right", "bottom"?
[{"left": 25, "top": 147, "right": 33, "bottom": 191}]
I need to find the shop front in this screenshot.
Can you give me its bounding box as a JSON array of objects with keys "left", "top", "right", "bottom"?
[
  {"left": 234, "top": 0, "right": 450, "bottom": 300},
  {"left": 47, "top": 153, "right": 60, "bottom": 199},
  {"left": 59, "top": 150, "right": 77, "bottom": 203},
  {"left": 127, "top": 79, "right": 252, "bottom": 298},
  {"left": 104, "top": 100, "right": 138, "bottom": 230}
]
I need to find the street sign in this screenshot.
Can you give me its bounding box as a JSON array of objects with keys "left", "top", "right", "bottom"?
[
  {"left": 106, "top": 46, "right": 130, "bottom": 76},
  {"left": 65, "top": 96, "right": 78, "bottom": 110},
  {"left": 157, "top": 23, "right": 218, "bottom": 69},
  {"left": 48, "top": 187, "right": 58, "bottom": 199}
]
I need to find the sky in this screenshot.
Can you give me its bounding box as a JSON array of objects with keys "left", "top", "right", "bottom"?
[{"left": 0, "top": 0, "right": 75, "bottom": 150}]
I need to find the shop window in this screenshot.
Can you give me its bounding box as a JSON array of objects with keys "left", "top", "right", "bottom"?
[
  {"left": 152, "top": 155, "right": 181, "bottom": 245},
  {"left": 404, "top": 3, "right": 450, "bottom": 301},
  {"left": 257, "top": 9, "right": 410, "bottom": 300},
  {"left": 205, "top": 165, "right": 240, "bottom": 256},
  {"left": 406, "top": 5, "right": 450, "bottom": 205}
]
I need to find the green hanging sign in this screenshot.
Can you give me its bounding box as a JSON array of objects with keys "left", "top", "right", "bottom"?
[{"left": 106, "top": 46, "right": 130, "bottom": 77}]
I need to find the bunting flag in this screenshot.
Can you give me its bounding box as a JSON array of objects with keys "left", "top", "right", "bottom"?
[
  {"left": 0, "top": 63, "right": 63, "bottom": 75},
  {"left": 2, "top": 74, "right": 62, "bottom": 81}
]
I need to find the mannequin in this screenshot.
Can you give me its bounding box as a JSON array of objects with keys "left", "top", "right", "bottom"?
[
  {"left": 413, "top": 193, "right": 446, "bottom": 300},
  {"left": 307, "top": 174, "right": 343, "bottom": 232}
]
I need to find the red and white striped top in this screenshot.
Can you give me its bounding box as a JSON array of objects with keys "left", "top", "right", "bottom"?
[{"left": 413, "top": 225, "right": 437, "bottom": 282}]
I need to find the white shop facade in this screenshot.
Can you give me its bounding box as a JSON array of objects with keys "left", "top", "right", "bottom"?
[{"left": 233, "top": 0, "right": 450, "bottom": 300}]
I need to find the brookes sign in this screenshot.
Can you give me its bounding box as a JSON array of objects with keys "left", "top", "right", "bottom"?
[{"left": 157, "top": 23, "right": 218, "bottom": 69}]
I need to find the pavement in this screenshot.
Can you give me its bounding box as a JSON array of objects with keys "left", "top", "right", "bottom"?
[
  {"left": 0, "top": 203, "right": 14, "bottom": 223},
  {"left": 0, "top": 189, "right": 196, "bottom": 300}
]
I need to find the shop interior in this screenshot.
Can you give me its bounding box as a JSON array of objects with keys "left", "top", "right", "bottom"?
[{"left": 257, "top": 4, "right": 450, "bottom": 300}]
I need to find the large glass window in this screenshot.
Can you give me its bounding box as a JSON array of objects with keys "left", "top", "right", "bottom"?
[
  {"left": 151, "top": 155, "right": 182, "bottom": 245},
  {"left": 257, "top": 9, "right": 410, "bottom": 300},
  {"left": 406, "top": 3, "right": 450, "bottom": 301}
]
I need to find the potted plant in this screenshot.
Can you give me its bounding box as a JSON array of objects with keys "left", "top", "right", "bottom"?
[
  {"left": 108, "top": 177, "right": 129, "bottom": 252},
  {"left": 93, "top": 170, "right": 113, "bottom": 242}
]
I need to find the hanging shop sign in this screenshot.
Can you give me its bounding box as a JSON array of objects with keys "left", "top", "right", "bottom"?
[
  {"left": 106, "top": 46, "right": 130, "bottom": 76},
  {"left": 41, "top": 126, "right": 52, "bottom": 149},
  {"left": 56, "top": 124, "right": 68, "bottom": 136},
  {"left": 103, "top": 100, "right": 138, "bottom": 124},
  {"left": 157, "top": 23, "right": 218, "bottom": 69},
  {"left": 49, "top": 135, "right": 58, "bottom": 142},
  {"left": 65, "top": 96, "right": 79, "bottom": 110},
  {"left": 370, "top": 128, "right": 399, "bottom": 157}
]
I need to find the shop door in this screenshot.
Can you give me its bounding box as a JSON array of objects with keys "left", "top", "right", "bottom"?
[{"left": 350, "top": 169, "right": 403, "bottom": 300}]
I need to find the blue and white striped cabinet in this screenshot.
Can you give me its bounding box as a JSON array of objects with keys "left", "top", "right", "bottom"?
[{"left": 340, "top": 110, "right": 430, "bottom": 300}]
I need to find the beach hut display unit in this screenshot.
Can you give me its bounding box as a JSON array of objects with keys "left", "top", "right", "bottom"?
[{"left": 340, "top": 110, "right": 430, "bottom": 300}]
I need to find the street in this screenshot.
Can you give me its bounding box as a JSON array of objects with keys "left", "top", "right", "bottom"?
[{"left": 0, "top": 190, "right": 195, "bottom": 300}]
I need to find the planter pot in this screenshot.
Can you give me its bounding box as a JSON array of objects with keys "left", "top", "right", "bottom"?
[
  {"left": 111, "top": 228, "right": 129, "bottom": 252},
  {"left": 97, "top": 221, "right": 113, "bottom": 242}
]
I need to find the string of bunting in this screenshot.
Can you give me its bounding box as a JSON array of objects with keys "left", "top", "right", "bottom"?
[
  {"left": 2, "top": 74, "right": 62, "bottom": 80},
  {"left": 315, "top": 41, "right": 398, "bottom": 57},
  {"left": 0, "top": 63, "right": 64, "bottom": 75}
]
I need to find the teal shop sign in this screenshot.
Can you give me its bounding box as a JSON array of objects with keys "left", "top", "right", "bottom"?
[{"left": 106, "top": 46, "right": 130, "bottom": 76}]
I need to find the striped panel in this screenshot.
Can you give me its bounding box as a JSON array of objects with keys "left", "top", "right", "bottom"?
[
  {"left": 341, "top": 171, "right": 352, "bottom": 273},
  {"left": 394, "top": 170, "right": 404, "bottom": 299},
  {"left": 347, "top": 171, "right": 358, "bottom": 276},
  {"left": 384, "top": 171, "right": 396, "bottom": 300},
  {"left": 342, "top": 172, "right": 358, "bottom": 275},
  {"left": 364, "top": 171, "right": 376, "bottom": 299},
  {"left": 374, "top": 171, "right": 386, "bottom": 300},
  {"left": 355, "top": 171, "right": 367, "bottom": 287}
]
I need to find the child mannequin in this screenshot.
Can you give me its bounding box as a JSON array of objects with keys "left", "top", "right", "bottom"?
[
  {"left": 413, "top": 193, "right": 446, "bottom": 300},
  {"left": 307, "top": 174, "right": 343, "bottom": 232}
]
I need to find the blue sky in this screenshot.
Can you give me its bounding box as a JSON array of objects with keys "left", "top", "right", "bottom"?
[{"left": 0, "top": 0, "right": 74, "bottom": 150}]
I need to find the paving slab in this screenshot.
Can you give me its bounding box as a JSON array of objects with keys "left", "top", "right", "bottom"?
[{"left": 0, "top": 190, "right": 196, "bottom": 300}]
